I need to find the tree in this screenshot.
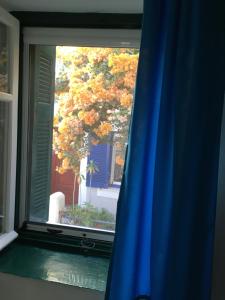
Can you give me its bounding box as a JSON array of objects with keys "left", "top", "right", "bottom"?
[{"left": 53, "top": 47, "right": 139, "bottom": 177}]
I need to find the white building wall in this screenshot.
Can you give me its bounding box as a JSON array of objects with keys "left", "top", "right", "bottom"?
[
  {"left": 79, "top": 158, "right": 119, "bottom": 216},
  {"left": 79, "top": 157, "right": 88, "bottom": 206}
]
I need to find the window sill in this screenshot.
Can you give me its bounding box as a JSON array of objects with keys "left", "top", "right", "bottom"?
[
  {"left": 0, "top": 231, "right": 18, "bottom": 251},
  {"left": 0, "top": 240, "right": 109, "bottom": 292}
]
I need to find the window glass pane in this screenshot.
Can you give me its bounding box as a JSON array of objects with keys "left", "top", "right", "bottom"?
[
  {"left": 51, "top": 46, "right": 139, "bottom": 232},
  {"left": 0, "top": 22, "right": 9, "bottom": 94},
  {"left": 0, "top": 102, "right": 9, "bottom": 234},
  {"left": 29, "top": 45, "right": 139, "bottom": 232}
]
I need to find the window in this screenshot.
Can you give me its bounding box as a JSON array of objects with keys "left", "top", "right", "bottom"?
[
  {"left": 20, "top": 28, "right": 141, "bottom": 243},
  {"left": 0, "top": 6, "right": 19, "bottom": 250}
]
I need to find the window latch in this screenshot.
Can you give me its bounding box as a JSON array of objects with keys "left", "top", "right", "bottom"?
[{"left": 80, "top": 238, "right": 96, "bottom": 249}]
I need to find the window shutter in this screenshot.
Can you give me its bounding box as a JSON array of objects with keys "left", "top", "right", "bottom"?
[
  {"left": 29, "top": 46, "right": 56, "bottom": 222},
  {"left": 86, "top": 143, "right": 112, "bottom": 189}
]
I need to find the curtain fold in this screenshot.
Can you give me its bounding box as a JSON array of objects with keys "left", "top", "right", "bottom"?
[{"left": 105, "top": 0, "right": 225, "bottom": 299}]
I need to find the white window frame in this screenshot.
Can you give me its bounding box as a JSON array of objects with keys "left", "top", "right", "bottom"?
[
  {"left": 0, "top": 6, "right": 19, "bottom": 250},
  {"left": 20, "top": 27, "right": 141, "bottom": 242},
  {"left": 23, "top": 27, "right": 141, "bottom": 48}
]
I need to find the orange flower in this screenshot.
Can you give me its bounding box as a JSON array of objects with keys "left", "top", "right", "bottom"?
[
  {"left": 78, "top": 110, "right": 85, "bottom": 120},
  {"left": 62, "top": 157, "right": 70, "bottom": 169},
  {"left": 57, "top": 152, "right": 63, "bottom": 159},
  {"left": 94, "top": 122, "right": 112, "bottom": 137},
  {"left": 116, "top": 156, "right": 124, "bottom": 166},
  {"left": 91, "top": 138, "right": 99, "bottom": 145},
  {"left": 56, "top": 166, "right": 65, "bottom": 175},
  {"left": 53, "top": 115, "right": 59, "bottom": 126},
  {"left": 115, "top": 142, "right": 122, "bottom": 150},
  {"left": 81, "top": 109, "right": 99, "bottom": 126},
  {"left": 120, "top": 93, "right": 132, "bottom": 108}
]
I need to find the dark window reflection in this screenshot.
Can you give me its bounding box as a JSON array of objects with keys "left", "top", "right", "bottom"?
[{"left": 0, "top": 22, "right": 9, "bottom": 93}]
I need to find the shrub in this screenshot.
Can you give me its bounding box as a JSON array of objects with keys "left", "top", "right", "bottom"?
[{"left": 61, "top": 203, "right": 116, "bottom": 231}]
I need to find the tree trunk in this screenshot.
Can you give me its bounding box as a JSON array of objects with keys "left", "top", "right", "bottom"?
[
  {"left": 72, "top": 175, "right": 77, "bottom": 210},
  {"left": 89, "top": 175, "right": 92, "bottom": 203}
]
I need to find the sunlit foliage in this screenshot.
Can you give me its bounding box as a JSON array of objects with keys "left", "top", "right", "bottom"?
[{"left": 53, "top": 47, "right": 139, "bottom": 175}]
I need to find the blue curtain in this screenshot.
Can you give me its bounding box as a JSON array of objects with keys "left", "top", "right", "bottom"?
[{"left": 105, "top": 0, "right": 225, "bottom": 299}]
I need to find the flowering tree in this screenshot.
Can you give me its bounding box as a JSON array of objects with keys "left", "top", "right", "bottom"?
[{"left": 53, "top": 47, "right": 139, "bottom": 177}]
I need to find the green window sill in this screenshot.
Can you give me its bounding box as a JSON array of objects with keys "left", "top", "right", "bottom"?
[{"left": 0, "top": 241, "right": 109, "bottom": 292}]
